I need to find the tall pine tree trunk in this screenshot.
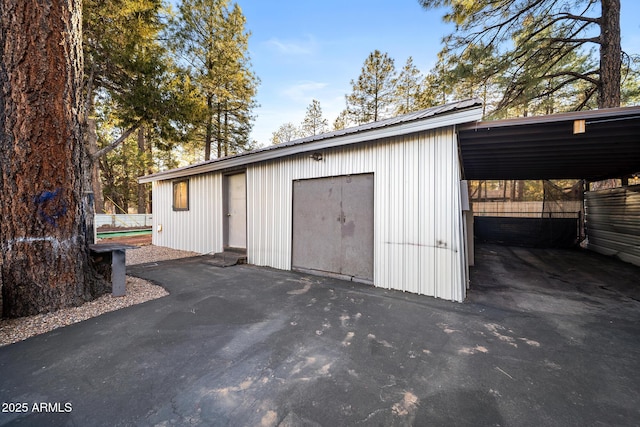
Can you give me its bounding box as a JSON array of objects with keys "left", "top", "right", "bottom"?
[
  {"left": 599, "top": 0, "right": 621, "bottom": 108},
  {"left": 223, "top": 107, "right": 229, "bottom": 157},
  {"left": 137, "top": 126, "right": 147, "bottom": 214},
  {"left": 0, "top": 0, "right": 105, "bottom": 318},
  {"left": 88, "top": 117, "right": 104, "bottom": 214},
  {"left": 216, "top": 103, "right": 223, "bottom": 158},
  {"left": 205, "top": 95, "right": 213, "bottom": 161}
]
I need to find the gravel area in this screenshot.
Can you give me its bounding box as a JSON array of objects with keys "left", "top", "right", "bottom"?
[
  {"left": 0, "top": 245, "right": 199, "bottom": 347},
  {"left": 126, "top": 245, "right": 199, "bottom": 266}
]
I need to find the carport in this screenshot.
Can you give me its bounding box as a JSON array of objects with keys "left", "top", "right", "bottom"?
[{"left": 457, "top": 106, "right": 640, "bottom": 265}]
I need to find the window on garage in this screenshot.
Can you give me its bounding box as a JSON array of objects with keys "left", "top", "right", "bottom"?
[{"left": 173, "top": 179, "right": 189, "bottom": 211}]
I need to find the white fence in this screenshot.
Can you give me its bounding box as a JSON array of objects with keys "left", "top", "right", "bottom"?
[
  {"left": 95, "top": 214, "right": 153, "bottom": 228},
  {"left": 473, "top": 201, "right": 582, "bottom": 218}
]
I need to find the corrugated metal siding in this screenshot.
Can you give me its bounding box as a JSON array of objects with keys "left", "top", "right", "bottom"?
[
  {"left": 151, "top": 173, "right": 224, "bottom": 253},
  {"left": 246, "top": 128, "right": 467, "bottom": 301},
  {"left": 585, "top": 187, "right": 640, "bottom": 266}
]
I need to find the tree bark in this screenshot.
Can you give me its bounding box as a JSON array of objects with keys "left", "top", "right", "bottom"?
[
  {"left": 88, "top": 117, "right": 104, "bottom": 214},
  {"left": 205, "top": 95, "right": 213, "bottom": 161},
  {"left": 0, "top": 0, "right": 106, "bottom": 318},
  {"left": 216, "top": 102, "right": 223, "bottom": 158},
  {"left": 137, "top": 126, "right": 147, "bottom": 214},
  {"left": 599, "top": 0, "right": 621, "bottom": 108},
  {"left": 223, "top": 107, "right": 229, "bottom": 157}
]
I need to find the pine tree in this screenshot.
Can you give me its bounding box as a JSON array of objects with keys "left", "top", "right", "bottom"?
[
  {"left": 430, "top": 43, "right": 503, "bottom": 117},
  {"left": 1, "top": 0, "right": 107, "bottom": 317},
  {"left": 393, "top": 57, "right": 426, "bottom": 115},
  {"left": 172, "top": 0, "right": 259, "bottom": 160},
  {"left": 333, "top": 110, "right": 351, "bottom": 131},
  {"left": 301, "top": 99, "right": 329, "bottom": 136},
  {"left": 419, "top": 0, "right": 623, "bottom": 109},
  {"left": 83, "top": 0, "right": 176, "bottom": 215},
  {"left": 493, "top": 22, "right": 600, "bottom": 115},
  {"left": 271, "top": 123, "right": 301, "bottom": 145},
  {"left": 346, "top": 50, "right": 397, "bottom": 124}
]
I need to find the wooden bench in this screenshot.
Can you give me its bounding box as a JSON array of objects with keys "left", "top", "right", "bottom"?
[{"left": 89, "top": 244, "right": 137, "bottom": 297}]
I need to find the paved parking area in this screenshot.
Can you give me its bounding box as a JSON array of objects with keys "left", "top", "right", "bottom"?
[{"left": 1, "top": 244, "right": 639, "bottom": 426}]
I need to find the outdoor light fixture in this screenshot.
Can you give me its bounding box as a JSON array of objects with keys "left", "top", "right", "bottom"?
[
  {"left": 573, "top": 119, "right": 586, "bottom": 134},
  {"left": 310, "top": 152, "right": 323, "bottom": 161},
  {"left": 157, "top": 224, "right": 163, "bottom": 232}
]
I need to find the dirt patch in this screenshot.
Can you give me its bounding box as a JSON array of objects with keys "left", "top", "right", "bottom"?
[{"left": 98, "top": 234, "right": 152, "bottom": 246}]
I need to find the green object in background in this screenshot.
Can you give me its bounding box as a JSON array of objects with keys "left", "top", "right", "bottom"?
[{"left": 96, "top": 229, "right": 152, "bottom": 239}]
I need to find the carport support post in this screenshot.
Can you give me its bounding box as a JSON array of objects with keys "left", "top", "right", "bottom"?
[{"left": 111, "top": 249, "right": 126, "bottom": 297}]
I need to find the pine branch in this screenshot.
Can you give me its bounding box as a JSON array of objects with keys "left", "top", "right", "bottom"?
[
  {"left": 91, "top": 123, "right": 141, "bottom": 161},
  {"left": 574, "top": 86, "right": 598, "bottom": 110},
  {"left": 546, "top": 36, "right": 600, "bottom": 44},
  {"left": 545, "top": 70, "right": 600, "bottom": 86},
  {"left": 557, "top": 12, "right": 600, "bottom": 24}
]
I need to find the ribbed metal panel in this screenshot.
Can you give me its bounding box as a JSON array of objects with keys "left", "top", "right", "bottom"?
[
  {"left": 585, "top": 187, "right": 640, "bottom": 266},
  {"left": 246, "top": 128, "right": 467, "bottom": 301},
  {"left": 151, "top": 173, "right": 223, "bottom": 253}
]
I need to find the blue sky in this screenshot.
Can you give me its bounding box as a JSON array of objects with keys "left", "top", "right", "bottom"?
[{"left": 182, "top": 1, "right": 640, "bottom": 146}]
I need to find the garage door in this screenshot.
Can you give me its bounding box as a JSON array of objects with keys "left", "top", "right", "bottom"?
[{"left": 292, "top": 174, "right": 374, "bottom": 283}]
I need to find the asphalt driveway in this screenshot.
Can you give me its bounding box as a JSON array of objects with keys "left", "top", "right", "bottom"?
[{"left": 1, "top": 244, "right": 639, "bottom": 426}]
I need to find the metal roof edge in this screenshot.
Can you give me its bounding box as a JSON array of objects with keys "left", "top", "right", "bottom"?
[
  {"left": 458, "top": 105, "right": 640, "bottom": 131},
  {"left": 139, "top": 104, "right": 483, "bottom": 183}
]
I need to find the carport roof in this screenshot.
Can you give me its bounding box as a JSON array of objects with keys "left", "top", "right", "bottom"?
[{"left": 458, "top": 106, "right": 640, "bottom": 181}]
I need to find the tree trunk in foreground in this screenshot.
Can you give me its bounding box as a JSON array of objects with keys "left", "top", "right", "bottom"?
[{"left": 0, "top": 0, "right": 106, "bottom": 318}]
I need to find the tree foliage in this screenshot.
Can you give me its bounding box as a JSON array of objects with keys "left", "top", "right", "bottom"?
[
  {"left": 171, "top": 0, "right": 259, "bottom": 160},
  {"left": 346, "top": 50, "right": 397, "bottom": 124},
  {"left": 271, "top": 123, "right": 301, "bottom": 145},
  {"left": 393, "top": 57, "right": 429, "bottom": 115},
  {"left": 83, "top": 0, "right": 188, "bottom": 214},
  {"left": 333, "top": 110, "right": 351, "bottom": 131},
  {"left": 301, "top": 99, "right": 329, "bottom": 136},
  {"left": 84, "top": 0, "right": 172, "bottom": 140},
  {"left": 419, "top": 0, "right": 624, "bottom": 112}
]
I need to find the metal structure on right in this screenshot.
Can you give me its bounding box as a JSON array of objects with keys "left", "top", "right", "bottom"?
[{"left": 585, "top": 187, "right": 640, "bottom": 267}]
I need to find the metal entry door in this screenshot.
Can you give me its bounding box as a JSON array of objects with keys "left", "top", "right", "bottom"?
[
  {"left": 292, "top": 174, "right": 373, "bottom": 282},
  {"left": 226, "top": 173, "right": 246, "bottom": 249}
]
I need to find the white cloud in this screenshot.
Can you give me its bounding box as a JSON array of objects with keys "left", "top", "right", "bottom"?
[
  {"left": 281, "top": 81, "right": 329, "bottom": 102},
  {"left": 264, "top": 35, "right": 318, "bottom": 55}
]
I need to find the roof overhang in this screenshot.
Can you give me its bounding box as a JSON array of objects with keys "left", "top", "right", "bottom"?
[
  {"left": 458, "top": 106, "right": 640, "bottom": 181},
  {"left": 139, "top": 99, "right": 483, "bottom": 183}
]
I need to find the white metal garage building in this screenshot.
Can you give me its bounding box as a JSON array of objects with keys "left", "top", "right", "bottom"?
[
  {"left": 139, "top": 99, "right": 483, "bottom": 302},
  {"left": 140, "top": 100, "right": 640, "bottom": 302}
]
